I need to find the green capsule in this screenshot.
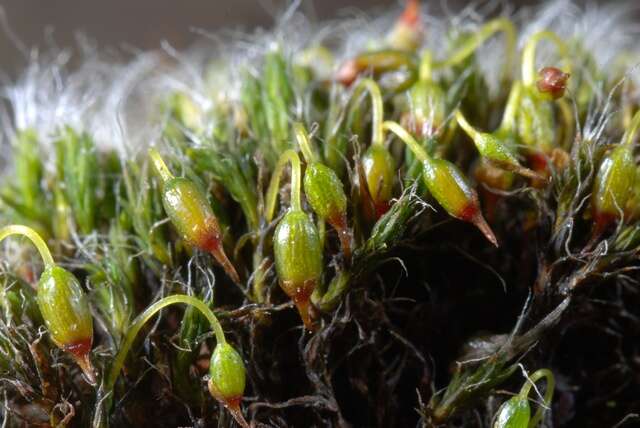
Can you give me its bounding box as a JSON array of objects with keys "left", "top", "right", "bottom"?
[
  {"left": 37, "top": 266, "right": 95, "bottom": 384},
  {"left": 150, "top": 149, "right": 239, "bottom": 283},
  {"left": 208, "top": 343, "right": 246, "bottom": 406},
  {"left": 422, "top": 158, "right": 498, "bottom": 246},
  {"left": 518, "top": 89, "right": 555, "bottom": 156},
  {"left": 405, "top": 79, "right": 446, "bottom": 137},
  {"left": 273, "top": 210, "right": 322, "bottom": 330},
  {"left": 303, "top": 162, "right": 350, "bottom": 258},
  {"left": 456, "top": 111, "right": 539, "bottom": 180},
  {"left": 592, "top": 144, "right": 636, "bottom": 232},
  {"left": 493, "top": 396, "right": 531, "bottom": 428},
  {"left": 362, "top": 145, "right": 396, "bottom": 218}
]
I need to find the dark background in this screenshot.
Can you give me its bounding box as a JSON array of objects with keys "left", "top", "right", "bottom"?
[{"left": 0, "top": 0, "right": 550, "bottom": 74}]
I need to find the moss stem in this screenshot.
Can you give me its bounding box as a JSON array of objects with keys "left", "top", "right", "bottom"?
[
  {"left": 518, "top": 368, "right": 555, "bottom": 428},
  {"left": 148, "top": 148, "right": 175, "bottom": 183},
  {"left": 350, "top": 78, "right": 385, "bottom": 146},
  {"left": 105, "top": 294, "right": 225, "bottom": 392},
  {"left": 265, "top": 149, "right": 303, "bottom": 222},
  {"left": 0, "top": 225, "right": 55, "bottom": 268},
  {"left": 293, "top": 123, "right": 317, "bottom": 163},
  {"left": 382, "top": 120, "right": 429, "bottom": 162},
  {"left": 433, "top": 17, "right": 516, "bottom": 81}
]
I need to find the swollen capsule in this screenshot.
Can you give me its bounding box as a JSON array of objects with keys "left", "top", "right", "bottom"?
[
  {"left": 362, "top": 145, "right": 396, "bottom": 218},
  {"left": 592, "top": 144, "right": 636, "bottom": 234},
  {"left": 208, "top": 342, "right": 247, "bottom": 427},
  {"left": 149, "top": 149, "right": 239, "bottom": 283},
  {"left": 303, "top": 162, "right": 351, "bottom": 259},
  {"left": 37, "top": 266, "right": 95, "bottom": 383},
  {"left": 0, "top": 225, "right": 95, "bottom": 384},
  {"left": 273, "top": 210, "right": 323, "bottom": 330},
  {"left": 403, "top": 80, "right": 447, "bottom": 138},
  {"left": 455, "top": 110, "right": 539, "bottom": 180},
  {"left": 493, "top": 396, "right": 530, "bottom": 428},
  {"left": 422, "top": 158, "right": 498, "bottom": 246}
]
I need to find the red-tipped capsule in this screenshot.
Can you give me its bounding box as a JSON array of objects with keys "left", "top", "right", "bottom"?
[
  {"left": 0, "top": 225, "right": 95, "bottom": 384},
  {"left": 149, "top": 149, "right": 240, "bottom": 283},
  {"left": 208, "top": 343, "right": 249, "bottom": 428},
  {"left": 422, "top": 158, "right": 498, "bottom": 246},
  {"left": 38, "top": 266, "right": 95, "bottom": 384},
  {"left": 536, "top": 67, "right": 570, "bottom": 100},
  {"left": 273, "top": 210, "right": 323, "bottom": 330}
]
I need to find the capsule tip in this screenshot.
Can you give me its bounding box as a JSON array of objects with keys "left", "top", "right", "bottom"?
[
  {"left": 472, "top": 213, "right": 499, "bottom": 247},
  {"left": 73, "top": 352, "right": 97, "bottom": 386},
  {"left": 207, "top": 382, "right": 250, "bottom": 428}
]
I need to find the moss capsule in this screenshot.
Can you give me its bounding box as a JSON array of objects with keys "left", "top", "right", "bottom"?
[
  {"left": 208, "top": 343, "right": 247, "bottom": 409},
  {"left": 273, "top": 210, "right": 323, "bottom": 330},
  {"left": 303, "top": 162, "right": 351, "bottom": 259},
  {"left": 422, "top": 158, "right": 498, "bottom": 246},
  {"left": 0, "top": 225, "right": 95, "bottom": 384},
  {"left": 592, "top": 144, "right": 636, "bottom": 234},
  {"left": 536, "top": 66, "right": 570, "bottom": 100},
  {"left": 149, "top": 149, "right": 239, "bottom": 283},
  {"left": 362, "top": 144, "right": 396, "bottom": 218},
  {"left": 456, "top": 110, "right": 540, "bottom": 180},
  {"left": 493, "top": 396, "right": 530, "bottom": 428},
  {"left": 403, "top": 80, "right": 447, "bottom": 138},
  {"left": 494, "top": 368, "right": 554, "bottom": 428},
  {"left": 37, "top": 266, "right": 95, "bottom": 383}
]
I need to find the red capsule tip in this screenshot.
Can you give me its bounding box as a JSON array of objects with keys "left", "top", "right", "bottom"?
[
  {"left": 460, "top": 203, "right": 499, "bottom": 247},
  {"left": 536, "top": 67, "right": 570, "bottom": 100},
  {"left": 65, "top": 338, "right": 96, "bottom": 385},
  {"left": 208, "top": 379, "right": 249, "bottom": 428},
  {"left": 399, "top": 0, "right": 420, "bottom": 27}
]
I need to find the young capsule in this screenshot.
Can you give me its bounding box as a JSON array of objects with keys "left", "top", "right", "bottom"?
[
  {"left": 38, "top": 266, "right": 95, "bottom": 384},
  {"left": 362, "top": 144, "right": 396, "bottom": 218},
  {"left": 455, "top": 110, "right": 540, "bottom": 180},
  {"left": 591, "top": 143, "right": 636, "bottom": 235},
  {"left": 402, "top": 79, "right": 447, "bottom": 138},
  {"left": 493, "top": 395, "right": 531, "bottom": 428},
  {"left": 493, "top": 368, "right": 555, "bottom": 428},
  {"left": 591, "top": 110, "right": 640, "bottom": 238},
  {"left": 383, "top": 121, "right": 498, "bottom": 246},
  {"left": 148, "top": 148, "right": 239, "bottom": 284},
  {"left": 208, "top": 343, "right": 249, "bottom": 428},
  {"left": 0, "top": 225, "right": 95, "bottom": 384},
  {"left": 349, "top": 79, "right": 396, "bottom": 219},
  {"left": 294, "top": 123, "right": 351, "bottom": 259},
  {"left": 266, "top": 150, "right": 323, "bottom": 330},
  {"left": 273, "top": 210, "right": 323, "bottom": 330}
]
